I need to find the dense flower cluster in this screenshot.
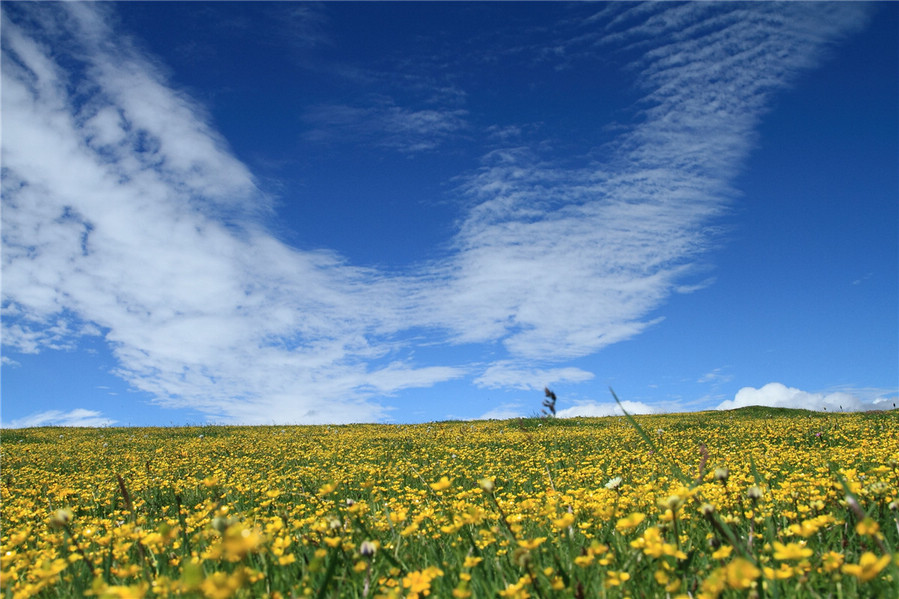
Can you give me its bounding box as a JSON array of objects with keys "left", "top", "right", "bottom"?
[{"left": 1, "top": 408, "right": 897, "bottom": 598}]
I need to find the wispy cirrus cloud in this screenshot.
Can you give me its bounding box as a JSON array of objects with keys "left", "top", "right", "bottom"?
[
  {"left": 1, "top": 3, "right": 462, "bottom": 424},
  {"left": 1, "top": 2, "right": 873, "bottom": 424},
  {"left": 302, "top": 98, "right": 468, "bottom": 154},
  {"left": 474, "top": 361, "right": 595, "bottom": 391},
  {"left": 423, "top": 2, "right": 869, "bottom": 382}
]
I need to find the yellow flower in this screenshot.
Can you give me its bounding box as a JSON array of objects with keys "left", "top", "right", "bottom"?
[
  {"left": 498, "top": 576, "right": 531, "bottom": 599},
  {"left": 605, "top": 571, "right": 630, "bottom": 587},
  {"left": 552, "top": 512, "right": 575, "bottom": 530},
  {"left": 615, "top": 512, "right": 646, "bottom": 533},
  {"left": 199, "top": 570, "right": 246, "bottom": 599},
  {"left": 711, "top": 545, "right": 733, "bottom": 560},
  {"left": 429, "top": 476, "right": 451, "bottom": 491},
  {"left": 98, "top": 584, "right": 148, "bottom": 599},
  {"left": 517, "top": 537, "right": 546, "bottom": 550},
  {"left": 462, "top": 556, "right": 483, "bottom": 569},
  {"left": 318, "top": 482, "right": 338, "bottom": 496},
  {"left": 574, "top": 555, "right": 594, "bottom": 567},
  {"left": 278, "top": 554, "right": 297, "bottom": 566},
  {"left": 855, "top": 518, "right": 880, "bottom": 536},
  {"left": 700, "top": 568, "right": 726, "bottom": 597},
  {"left": 820, "top": 551, "right": 844, "bottom": 573},
  {"left": 842, "top": 552, "right": 891, "bottom": 582},
  {"left": 209, "top": 524, "right": 265, "bottom": 562},
  {"left": 763, "top": 564, "right": 797, "bottom": 580},
  {"left": 402, "top": 567, "right": 443, "bottom": 598},
  {"left": 631, "top": 526, "right": 685, "bottom": 559},
  {"left": 723, "top": 558, "right": 760, "bottom": 590},
  {"left": 772, "top": 541, "right": 813, "bottom": 561}
]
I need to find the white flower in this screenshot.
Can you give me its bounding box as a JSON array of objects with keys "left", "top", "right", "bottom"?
[{"left": 605, "top": 476, "right": 623, "bottom": 490}]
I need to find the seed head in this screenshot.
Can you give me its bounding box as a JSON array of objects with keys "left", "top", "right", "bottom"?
[
  {"left": 49, "top": 508, "right": 73, "bottom": 529},
  {"left": 605, "top": 476, "right": 623, "bottom": 491},
  {"left": 478, "top": 477, "right": 495, "bottom": 493},
  {"left": 359, "top": 540, "right": 378, "bottom": 558}
]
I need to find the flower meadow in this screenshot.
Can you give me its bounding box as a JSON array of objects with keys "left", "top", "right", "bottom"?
[{"left": 2, "top": 405, "right": 897, "bottom": 599}]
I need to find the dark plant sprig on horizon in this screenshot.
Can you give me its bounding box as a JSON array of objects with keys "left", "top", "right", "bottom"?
[{"left": 542, "top": 387, "right": 557, "bottom": 418}]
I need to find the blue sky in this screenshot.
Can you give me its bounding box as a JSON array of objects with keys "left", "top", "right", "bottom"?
[{"left": 2, "top": 2, "right": 896, "bottom": 428}]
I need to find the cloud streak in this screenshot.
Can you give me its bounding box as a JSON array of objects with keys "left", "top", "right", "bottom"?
[
  {"left": 1, "top": 3, "right": 872, "bottom": 424},
  {"left": 302, "top": 99, "right": 468, "bottom": 154},
  {"left": 414, "top": 2, "right": 869, "bottom": 384},
  {"left": 4, "top": 409, "right": 116, "bottom": 429},
  {"left": 1, "top": 3, "right": 462, "bottom": 425}
]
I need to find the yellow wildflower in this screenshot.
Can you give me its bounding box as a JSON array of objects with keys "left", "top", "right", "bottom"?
[
  {"left": 772, "top": 541, "right": 813, "bottom": 561},
  {"left": 723, "top": 558, "right": 760, "bottom": 590},
  {"left": 842, "top": 552, "right": 891, "bottom": 582},
  {"left": 429, "top": 476, "right": 451, "bottom": 491},
  {"left": 605, "top": 571, "right": 630, "bottom": 587},
  {"left": 552, "top": 512, "right": 575, "bottom": 530},
  {"left": 711, "top": 545, "right": 733, "bottom": 560},
  {"left": 820, "top": 551, "right": 844, "bottom": 573},
  {"left": 855, "top": 518, "right": 880, "bottom": 536},
  {"left": 199, "top": 570, "right": 245, "bottom": 599},
  {"left": 517, "top": 537, "right": 546, "bottom": 550},
  {"left": 615, "top": 512, "right": 646, "bottom": 533},
  {"left": 402, "top": 567, "right": 443, "bottom": 599}
]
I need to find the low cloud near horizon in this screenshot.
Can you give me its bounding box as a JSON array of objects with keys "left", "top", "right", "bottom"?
[
  {"left": 716, "top": 382, "right": 895, "bottom": 413},
  {"left": 3, "top": 381, "right": 892, "bottom": 428},
  {"left": 4, "top": 409, "right": 116, "bottom": 429}
]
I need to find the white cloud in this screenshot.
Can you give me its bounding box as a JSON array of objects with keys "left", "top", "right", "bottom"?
[
  {"left": 417, "top": 3, "right": 870, "bottom": 362},
  {"left": 474, "top": 361, "right": 594, "bottom": 390},
  {"left": 303, "top": 100, "right": 468, "bottom": 154},
  {"left": 1, "top": 3, "right": 874, "bottom": 424},
  {"left": 476, "top": 403, "right": 526, "bottom": 421},
  {"left": 697, "top": 368, "right": 732, "bottom": 385},
  {"left": 556, "top": 400, "right": 656, "bottom": 419},
  {"left": 715, "top": 382, "right": 883, "bottom": 413},
  {"left": 1, "top": 3, "right": 462, "bottom": 425},
  {"left": 4, "top": 408, "right": 116, "bottom": 428}
]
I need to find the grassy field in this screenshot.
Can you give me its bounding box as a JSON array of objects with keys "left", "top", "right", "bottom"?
[{"left": 1, "top": 406, "right": 897, "bottom": 598}]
